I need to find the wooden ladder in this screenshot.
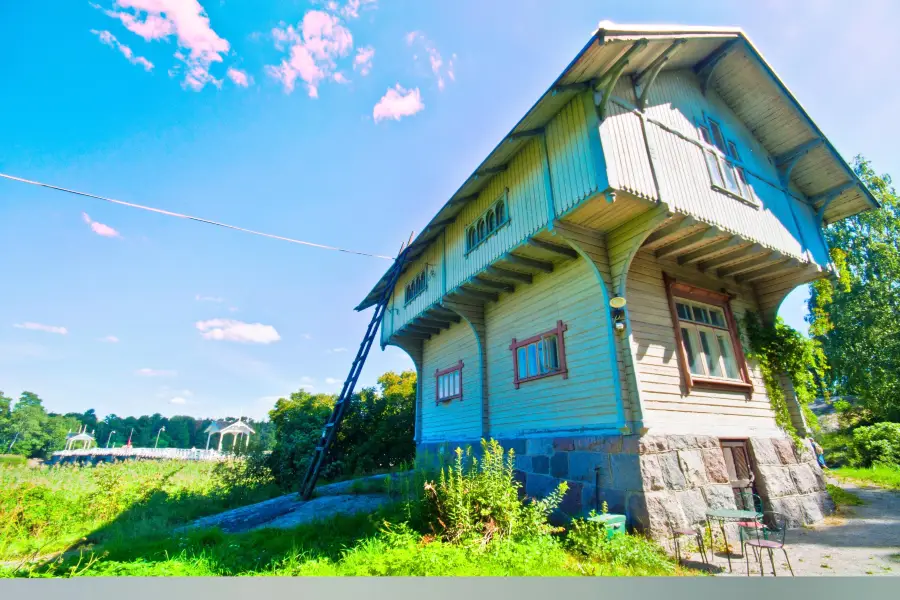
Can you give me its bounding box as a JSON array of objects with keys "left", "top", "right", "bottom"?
[{"left": 298, "top": 242, "right": 410, "bottom": 501}]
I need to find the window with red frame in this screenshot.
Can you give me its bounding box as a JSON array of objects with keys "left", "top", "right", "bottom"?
[
  {"left": 663, "top": 274, "right": 752, "bottom": 394},
  {"left": 510, "top": 321, "right": 569, "bottom": 389},
  {"left": 435, "top": 361, "right": 463, "bottom": 403}
]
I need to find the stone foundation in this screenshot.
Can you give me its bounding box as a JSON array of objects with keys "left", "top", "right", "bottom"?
[{"left": 417, "top": 433, "right": 833, "bottom": 539}]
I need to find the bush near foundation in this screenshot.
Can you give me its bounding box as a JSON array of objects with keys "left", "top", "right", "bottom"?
[{"left": 849, "top": 422, "right": 900, "bottom": 467}]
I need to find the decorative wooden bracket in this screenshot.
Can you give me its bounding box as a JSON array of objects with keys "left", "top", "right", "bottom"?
[
  {"left": 475, "top": 165, "right": 508, "bottom": 178},
  {"left": 812, "top": 181, "right": 856, "bottom": 222},
  {"left": 633, "top": 39, "right": 686, "bottom": 110},
  {"left": 506, "top": 129, "right": 544, "bottom": 142},
  {"left": 693, "top": 38, "right": 740, "bottom": 96},
  {"left": 774, "top": 138, "right": 824, "bottom": 187},
  {"left": 594, "top": 39, "right": 649, "bottom": 122}
]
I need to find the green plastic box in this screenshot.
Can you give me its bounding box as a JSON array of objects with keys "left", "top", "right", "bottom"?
[{"left": 587, "top": 513, "right": 627, "bottom": 540}]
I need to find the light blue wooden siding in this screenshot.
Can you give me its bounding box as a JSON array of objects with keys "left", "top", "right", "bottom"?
[
  {"left": 420, "top": 320, "right": 482, "bottom": 442},
  {"left": 485, "top": 258, "right": 620, "bottom": 437},
  {"left": 545, "top": 95, "right": 598, "bottom": 214},
  {"left": 382, "top": 235, "right": 444, "bottom": 344},
  {"left": 602, "top": 71, "right": 828, "bottom": 266}
]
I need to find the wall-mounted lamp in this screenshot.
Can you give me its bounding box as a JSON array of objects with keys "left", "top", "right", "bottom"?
[{"left": 610, "top": 296, "right": 627, "bottom": 332}]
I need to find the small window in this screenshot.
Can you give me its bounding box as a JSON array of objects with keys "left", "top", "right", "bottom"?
[
  {"left": 510, "top": 321, "right": 569, "bottom": 388},
  {"left": 476, "top": 218, "right": 486, "bottom": 243},
  {"left": 486, "top": 209, "right": 496, "bottom": 233},
  {"left": 495, "top": 200, "right": 506, "bottom": 225},
  {"left": 435, "top": 361, "right": 463, "bottom": 403},
  {"left": 664, "top": 275, "right": 752, "bottom": 393},
  {"left": 727, "top": 141, "right": 741, "bottom": 161},
  {"left": 465, "top": 190, "right": 510, "bottom": 254},
  {"left": 698, "top": 118, "right": 755, "bottom": 205},
  {"left": 404, "top": 269, "right": 428, "bottom": 305},
  {"left": 708, "top": 118, "right": 727, "bottom": 153}
]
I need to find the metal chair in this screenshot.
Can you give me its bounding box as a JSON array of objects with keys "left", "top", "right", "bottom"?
[
  {"left": 744, "top": 511, "right": 794, "bottom": 576},
  {"left": 736, "top": 490, "right": 766, "bottom": 547},
  {"left": 668, "top": 520, "right": 708, "bottom": 565}
]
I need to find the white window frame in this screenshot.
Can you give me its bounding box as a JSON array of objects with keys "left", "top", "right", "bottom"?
[
  {"left": 674, "top": 298, "right": 742, "bottom": 383},
  {"left": 697, "top": 117, "right": 759, "bottom": 207}
]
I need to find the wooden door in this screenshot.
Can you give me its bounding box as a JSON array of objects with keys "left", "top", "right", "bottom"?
[{"left": 720, "top": 440, "right": 755, "bottom": 510}]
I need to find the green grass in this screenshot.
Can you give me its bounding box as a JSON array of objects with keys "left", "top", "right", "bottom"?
[
  {"left": 0, "top": 460, "right": 697, "bottom": 578},
  {"left": 0, "top": 460, "right": 282, "bottom": 561},
  {"left": 0, "top": 455, "right": 27, "bottom": 467},
  {"left": 826, "top": 483, "right": 865, "bottom": 509},
  {"left": 830, "top": 465, "right": 900, "bottom": 490}
]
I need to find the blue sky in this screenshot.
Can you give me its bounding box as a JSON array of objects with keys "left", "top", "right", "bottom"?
[{"left": 1, "top": 1, "right": 897, "bottom": 420}]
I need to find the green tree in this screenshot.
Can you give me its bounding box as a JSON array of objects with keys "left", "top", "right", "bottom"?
[
  {"left": 0, "top": 391, "right": 13, "bottom": 451},
  {"left": 808, "top": 156, "right": 900, "bottom": 422},
  {"left": 8, "top": 392, "right": 50, "bottom": 457}
]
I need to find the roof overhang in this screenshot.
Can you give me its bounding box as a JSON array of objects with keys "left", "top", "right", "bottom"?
[{"left": 356, "top": 22, "right": 878, "bottom": 311}]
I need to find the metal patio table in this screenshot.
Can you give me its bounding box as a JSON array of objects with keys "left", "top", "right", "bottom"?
[{"left": 705, "top": 508, "right": 762, "bottom": 572}]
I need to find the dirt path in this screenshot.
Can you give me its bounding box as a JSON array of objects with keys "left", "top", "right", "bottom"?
[{"left": 711, "top": 478, "right": 900, "bottom": 576}]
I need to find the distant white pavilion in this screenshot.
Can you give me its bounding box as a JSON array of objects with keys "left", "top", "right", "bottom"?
[
  {"left": 65, "top": 425, "right": 95, "bottom": 450},
  {"left": 205, "top": 418, "right": 255, "bottom": 452}
]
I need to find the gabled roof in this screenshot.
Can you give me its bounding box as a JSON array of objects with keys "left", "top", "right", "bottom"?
[
  {"left": 219, "top": 420, "right": 255, "bottom": 435},
  {"left": 356, "top": 22, "right": 878, "bottom": 311}
]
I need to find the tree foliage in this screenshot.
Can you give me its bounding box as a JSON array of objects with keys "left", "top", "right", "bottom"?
[{"left": 808, "top": 156, "right": 900, "bottom": 422}]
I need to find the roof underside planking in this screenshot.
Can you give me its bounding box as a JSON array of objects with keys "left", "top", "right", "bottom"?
[{"left": 357, "top": 23, "right": 879, "bottom": 311}]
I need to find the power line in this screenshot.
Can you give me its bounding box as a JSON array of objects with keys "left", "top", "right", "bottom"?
[{"left": 0, "top": 172, "right": 394, "bottom": 260}]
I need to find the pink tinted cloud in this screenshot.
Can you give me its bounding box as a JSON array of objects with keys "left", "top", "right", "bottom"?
[
  {"left": 91, "top": 29, "right": 154, "bottom": 71},
  {"left": 373, "top": 84, "right": 424, "bottom": 123},
  {"left": 226, "top": 67, "right": 251, "bottom": 87},
  {"left": 406, "top": 31, "right": 454, "bottom": 91},
  {"left": 266, "top": 10, "right": 353, "bottom": 97},
  {"left": 13, "top": 322, "right": 68, "bottom": 335},
  {"left": 82, "top": 212, "right": 122, "bottom": 238},
  {"left": 353, "top": 46, "right": 374, "bottom": 75},
  {"left": 339, "top": 0, "right": 377, "bottom": 20},
  {"left": 99, "top": 1, "right": 229, "bottom": 91},
  {"left": 333, "top": 72, "right": 350, "bottom": 84}
]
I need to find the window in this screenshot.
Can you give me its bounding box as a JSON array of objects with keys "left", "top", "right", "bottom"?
[
  {"left": 435, "top": 361, "right": 463, "bottom": 403},
  {"left": 663, "top": 274, "right": 752, "bottom": 393},
  {"left": 509, "top": 320, "right": 569, "bottom": 388},
  {"left": 465, "top": 189, "right": 510, "bottom": 253},
  {"left": 404, "top": 269, "right": 428, "bottom": 305},
  {"left": 697, "top": 117, "right": 757, "bottom": 206}
]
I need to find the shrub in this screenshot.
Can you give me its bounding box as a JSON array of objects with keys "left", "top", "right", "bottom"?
[
  {"left": 565, "top": 512, "right": 675, "bottom": 574},
  {"left": 0, "top": 454, "right": 27, "bottom": 467},
  {"left": 849, "top": 422, "right": 900, "bottom": 467},
  {"left": 421, "top": 439, "right": 567, "bottom": 544}
]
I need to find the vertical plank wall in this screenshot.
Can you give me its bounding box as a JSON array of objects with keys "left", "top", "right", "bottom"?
[
  {"left": 484, "top": 258, "right": 620, "bottom": 437},
  {"left": 420, "top": 320, "right": 483, "bottom": 443}
]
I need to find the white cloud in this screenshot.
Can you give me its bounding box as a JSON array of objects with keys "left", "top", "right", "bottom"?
[
  {"left": 301, "top": 376, "right": 315, "bottom": 383},
  {"left": 169, "top": 396, "right": 187, "bottom": 405},
  {"left": 99, "top": 335, "right": 120, "bottom": 343},
  {"left": 298, "top": 383, "right": 315, "bottom": 390},
  {"left": 82, "top": 212, "right": 122, "bottom": 238},
  {"left": 324, "top": 377, "right": 340, "bottom": 385},
  {"left": 13, "top": 322, "right": 68, "bottom": 335},
  {"left": 327, "top": 347, "right": 348, "bottom": 353},
  {"left": 353, "top": 46, "right": 374, "bottom": 75},
  {"left": 266, "top": 10, "right": 353, "bottom": 97},
  {"left": 226, "top": 67, "right": 251, "bottom": 87},
  {"left": 337, "top": 0, "right": 377, "bottom": 20},
  {"left": 373, "top": 84, "right": 424, "bottom": 123},
  {"left": 91, "top": 29, "right": 154, "bottom": 71},
  {"left": 406, "top": 31, "right": 454, "bottom": 91},
  {"left": 96, "top": 0, "right": 231, "bottom": 91},
  {"left": 195, "top": 319, "right": 281, "bottom": 344},
  {"left": 136, "top": 368, "right": 177, "bottom": 377},
  {"left": 195, "top": 294, "right": 224, "bottom": 303}
]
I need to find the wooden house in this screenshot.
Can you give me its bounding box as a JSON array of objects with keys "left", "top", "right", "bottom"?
[{"left": 355, "top": 23, "right": 877, "bottom": 536}]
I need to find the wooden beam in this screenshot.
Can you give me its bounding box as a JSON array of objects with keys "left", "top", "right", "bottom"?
[
  {"left": 405, "top": 324, "right": 441, "bottom": 335},
  {"left": 503, "top": 253, "right": 554, "bottom": 273},
  {"left": 551, "top": 81, "right": 592, "bottom": 96},
  {"left": 634, "top": 39, "right": 686, "bottom": 110},
  {"left": 485, "top": 266, "right": 532, "bottom": 284},
  {"left": 472, "top": 276, "right": 514, "bottom": 293},
  {"left": 475, "top": 165, "right": 508, "bottom": 177},
  {"left": 717, "top": 252, "right": 783, "bottom": 278},
  {"left": 527, "top": 238, "right": 578, "bottom": 259},
  {"left": 595, "top": 40, "right": 649, "bottom": 121},
  {"left": 698, "top": 243, "right": 765, "bottom": 272},
  {"left": 694, "top": 38, "right": 740, "bottom": 96},
  {"left": 506, "top": 129, "right": 543, "bottom": 142},
  {"left": 655, "top": 229, "right": 722, "bottom": 260},
  {"left": 677, "top": 237, "right": 746, "bottom": 266},
  {"left": 400, "top": 332, "right": 431, "bottom": 340},
  {"left": 446, "top": 193, "right": 478, "bottom": 208},
  {"left": 427, "top": 217, "right": 456, "bottom": 229},
  {"left": 414, "top": 317, "right": 451, "bottom": 329},
  {"left": 736, "top": 259, "right": 802, "bottom": 284},
  {"left": 774, "top": 138, "right": 824, "bottom": 186},
  {"left": 454, "top": 287, "right": 499, "bottom": 303},
  {"left": 430, "top": 307, "right": 461, "bottom": 323},
  {"left": 642, "top": 216, "right": 697, "bottom": 251},
  {"left": 809, "top": 181, "right": 856, "bottom": 210}
]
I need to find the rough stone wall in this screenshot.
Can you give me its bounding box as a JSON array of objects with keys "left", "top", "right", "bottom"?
[
  {"left": 417, "top": 434, "right": 834, "bottom": 538},
  {"left": 748, "top": 437, "right": 834, "bottom": 526}
]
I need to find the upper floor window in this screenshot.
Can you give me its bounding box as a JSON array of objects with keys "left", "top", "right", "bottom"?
[
  {"left": 663, "top": 274, "right": 752, "bottom": 393},
  {"left": 509, "top": 320, "right": 569, "bottom": 389},
  {"left": 698, "top": 117, "right": 757, "bottom": 206},
  {"left": 435, "top": 361, "right": 463, "bottom": 403},
  {"left": 404, "top": 269, "right": 428, "bottom": 305},
  {"left": 466, "top": 190, "right": 510, "bottom": 253}
]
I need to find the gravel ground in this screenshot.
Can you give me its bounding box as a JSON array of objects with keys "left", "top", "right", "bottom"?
[{"left": 700, "top": 478, "right": 900, "bottom": 577}]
